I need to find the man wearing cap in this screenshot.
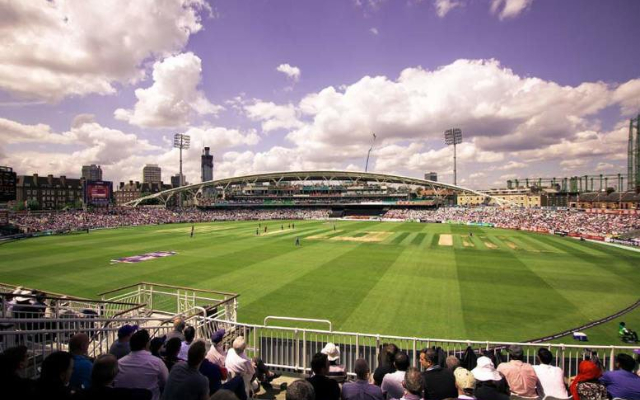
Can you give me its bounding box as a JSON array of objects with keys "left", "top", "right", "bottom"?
[
  {"left": 496, "top": 346, "right": 538, "bottom": 398},
  {"left": 419, "top": 348, "right": 457, "bottom": 400},
  {"left": 207, "top": 329, "right": 227, "bottom": 368},
  {"left": 110, "top": 324, "right": 138, "bottom": 360},
  {"left": 444, "top": 368, "right": 476, "bottom": 400},
  {"left": 471, "top": 357, "right": 509, "bottom": 400},
  {"left": 342, "top": 359, "right": 384, "bottom": 400},
  {"left": 532, "top": 348, "right": 568, "bottom": 399}
]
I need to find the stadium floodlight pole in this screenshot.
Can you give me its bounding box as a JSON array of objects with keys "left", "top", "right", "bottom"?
[
  {"left": 365, "top": 132, "right": 377, "bottom": 173},
  {"left": 173, "top": 133, "right": 190, "bottom": 206},
  {"left": 444, "top": 128, "right": 462, "bottom": 186}
]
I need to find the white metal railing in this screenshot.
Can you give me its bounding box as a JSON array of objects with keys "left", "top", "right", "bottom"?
[
  {"left": 98, "top": 282, "right": 239, "bottom": 321},
  {"left": 198, "top": 317, "right": 638, "bottom": 378},
  {"left": 264, "top": 316, "right": 332, "bottom": 331}
]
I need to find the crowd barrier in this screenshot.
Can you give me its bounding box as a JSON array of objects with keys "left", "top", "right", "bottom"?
[{"left": 199, "top": 317, "right": 639, "bottom": 379}]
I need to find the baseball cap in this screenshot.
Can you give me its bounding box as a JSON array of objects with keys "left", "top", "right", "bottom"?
[
  {"left": 118, "top": 324, "right": 139, "bottom": 338},
  {"left": 211, "top": 329, "right": 225, "bottom": 344}
]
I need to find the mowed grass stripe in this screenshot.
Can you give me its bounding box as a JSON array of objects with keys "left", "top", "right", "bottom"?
[
  {"left": 411, "top": 232, "right": 426, "bottom": 246},
  {"left": 244, "top": 243, "right": 401, "bottom": 330},
  {"left": 453, "top": 244, "right": 579, "bottom": 341},
  {"left": 391, "top": 232, "right": 410, "bottom": 245}
]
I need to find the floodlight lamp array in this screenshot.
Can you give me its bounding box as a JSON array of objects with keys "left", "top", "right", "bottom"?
[{"left": 173, "top": 133, "right": 191, "bottom": 149}]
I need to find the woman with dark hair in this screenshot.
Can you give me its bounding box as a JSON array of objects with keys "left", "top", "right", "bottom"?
[
  {"left": 35, "top": 351, "right": 75, "bottom": 400},
  {"left": 569, "top": 360, "right": 606, "bottom": 400},
  {"left": 373, "top": 343, "right": 399, "bottom": 386}
]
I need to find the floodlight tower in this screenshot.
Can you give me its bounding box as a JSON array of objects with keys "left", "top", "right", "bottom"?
[
  {"left": 174, "top": 133, "right": 190, "bottom": 206},
  {"left": 444, "top": 128, "right": 462, "bottom": 186}
]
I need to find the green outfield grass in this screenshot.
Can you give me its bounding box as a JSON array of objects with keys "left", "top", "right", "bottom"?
[{"left": 1, "top": 220, "right": 639, "bottom": 345}]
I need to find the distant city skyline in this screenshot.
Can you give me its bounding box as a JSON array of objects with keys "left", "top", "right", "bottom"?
[{"left": 1, "top": 0, "right": 640, "bottom": 190}]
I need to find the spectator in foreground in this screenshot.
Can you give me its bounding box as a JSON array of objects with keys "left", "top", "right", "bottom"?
[
  {"left": 69, "top": 333, "right": 93, "bottom": 390},
  {"left": 322, "top": 343, "right": 347, "bottom": 383},
  {"left": 569, "top": 360, "right": 606, "bottom": 400},
  {"left": 178, "top": 325, "right": 196, "bottom": 360},
  {"left": 495, "top": 345, "right": 537, "bottom": 398},
  {"left": 307, "top": 352, "right": 340, "bottom": 400},
  {"left": 166, "top": 317, "right": 186, "bottom": 341},
  {"left": 0, "top": 345, "right": 34, "bottom": 399},
  {"left": 445, "top": 356, "right": 461, "bottom": 373},
  {"left": 225, "top": 336, "right": 257, "bottom": 398},
  {"left": 532, "top": 348, "right": 568, "bottom": 399},
  {"left": 599, "top": 353, "right": 640, "bottom": 400},
  {"left": 206, "top": 329, "right": 227, "bottom": 367},
  {"left": 114, "top": 329, "right": 169, "bottom": 400},
  {"left": 74, "top": 354, "right": 151, "bottom": 400},
  {"left": 150, "top": 336, "right": 166, "bottom": 358},
  {"left": 288, "top": 379, "right": 316, "bottom": 400},
  {"left": 110, "top": 324, "right": 138, "bottom": 360},
  {"left": 374, "top": 343, "right": 399, "bottom": 386},
  {"left": 211, "top": 389, "right": 241, "bottom": 400},
  {"left": 470, "top": 356, "right": 509, "bottom": 400},
  {"left": 161, "top": 340, "right": 209, "bottom": 400},
  {"left": 35, "top": 351, "right": 75, "bottom": 400},
  {"left": 445, "top": 368, "right": 476, "bottom": 400},
  {"left": 394, "top": 367, "right": 423, "bottom": 400},
  {"left": 162, "top": 337, "right": 182, "bottom": 371},
  {"left": 381, "top": 351, "right": 410, "bottom": 400},
  {"left": 419, "top": 348, "right": 457, "bottom": 400},
  {"left": 342, "top": 359, "right": 384, "bottom": 400}
]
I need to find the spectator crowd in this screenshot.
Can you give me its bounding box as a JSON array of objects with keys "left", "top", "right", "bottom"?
[
  {"left": 2, "top": 328, "right": 640, "bottom": 400},
  {"left": 383, "top": 208, "right": 640, "bottom": 237},
  {"left": 9, "top": 208, "right": 331, "bottom": 234}
]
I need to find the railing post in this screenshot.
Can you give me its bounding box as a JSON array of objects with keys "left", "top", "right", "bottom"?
[
  {"left": 609, "top": 346, "right": 615, "bottom": 371},
  {"left": 149, "top": 285, "right": 153, "bottom": 312},
  {"left": 302, "top": 330, "right": 307, "bottom": 376},
  {"left": 375, "top": 335, "right": 380, "bottom": 367},
  {"left": 412, "top": 338, "right": 417, "bottom": 367},
  {"left": 355, "top": 333, "right": 360, "bottom": 359},
  {"left": 295, "top": 329, "right": 300, "bottom": 372}
]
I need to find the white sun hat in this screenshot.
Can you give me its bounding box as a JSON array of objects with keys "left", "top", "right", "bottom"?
[
  {"left": 321, "top": 342, "right": 341, "bottom": 361},
  {"left": 471, "top": 356, "right": 502, "bottom": 382}
]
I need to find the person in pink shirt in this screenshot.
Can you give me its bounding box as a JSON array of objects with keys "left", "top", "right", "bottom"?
[{"left": 496, "top": 346, "right": 538, "bottom": 398}]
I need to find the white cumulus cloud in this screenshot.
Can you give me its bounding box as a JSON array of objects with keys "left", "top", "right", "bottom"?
[
  {"left": 490, "top": 0, "right": 533, "bottom": 20},
  {"left": 0, "top": 0, "right": 210, "bottom": 101},
  {"left": 276, "top": 63, "right": 301, "bottom": 82},
  {"left": 114, "top": 53, "right": 222, "bottom": 128}
]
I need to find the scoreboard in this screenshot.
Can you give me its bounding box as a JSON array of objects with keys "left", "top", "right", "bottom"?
[
  {"left": 0, "top": 166, "right": 17, "bottom": 202},
  {"left": 84, "top": 180, "right": 113, "bottom": 206}
]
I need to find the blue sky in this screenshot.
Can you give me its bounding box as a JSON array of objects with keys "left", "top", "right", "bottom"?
[{"left": 1, "top": 0, "right": 639, "bottom": 189}]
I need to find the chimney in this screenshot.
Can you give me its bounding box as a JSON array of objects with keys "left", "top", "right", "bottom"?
[
  {"left": 47, "top": 174, "right": 53, "bottom": 185},
  {"left": 60, "top": 175, "right": 66, "bottom": 186},
  {"left": 33, "top": 173, "right": 39, "bottom": 184}
]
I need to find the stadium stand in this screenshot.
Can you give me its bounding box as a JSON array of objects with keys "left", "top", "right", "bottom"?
[{"left": 5, "top": 206, "right": 640, "bottom": 243}]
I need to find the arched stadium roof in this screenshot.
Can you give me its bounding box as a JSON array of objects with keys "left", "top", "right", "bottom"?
[{"left": 124, "top": 170, "right": 509, "bottom": 206}]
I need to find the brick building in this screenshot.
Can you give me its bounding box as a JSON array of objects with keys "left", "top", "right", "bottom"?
[{"left": 16, "top": 174, "right": 84, "bottom": 210}]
